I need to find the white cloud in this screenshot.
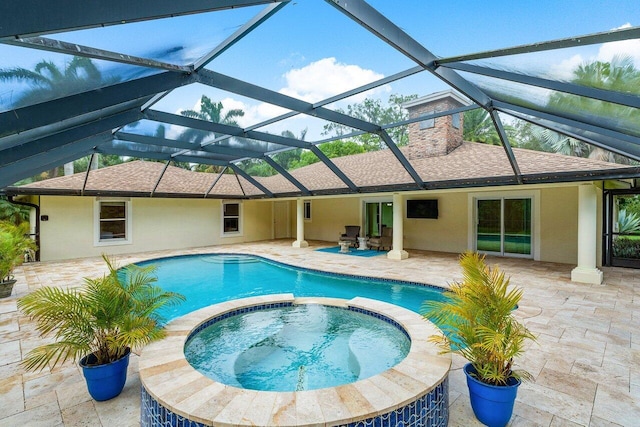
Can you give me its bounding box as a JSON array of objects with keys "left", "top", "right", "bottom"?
[
  {"left": 596, "top": 23, "right": 640, "bottom": 67},
  {"left": 549, "top": 54, "right": 584, "bottom": 81},
  {"left": 279, "top": 57, "right": 388, "bottom": 104},
  {"left": 196, "top": 58, "right": 391, "bottom": 139},
  {"left": 162, "top": 58, "right": 391, "bottom": 141},
  {"left": 549, "top": 23, "right": 640, "bottom": 80}
]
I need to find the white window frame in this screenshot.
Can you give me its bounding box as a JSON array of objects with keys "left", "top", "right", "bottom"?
[
  {"left": 304, "top": 200, "right": 312, "bottom": 222},
  {"left": 93, "top": 198, "right": 133, "bottom": 247},
  {"left": 221, "top": 201, "right": 243, "bottom": 237}
]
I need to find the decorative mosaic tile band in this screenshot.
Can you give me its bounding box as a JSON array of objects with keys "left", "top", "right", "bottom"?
[
  {"left": 341, "top": 377, "right": 449, "bottom": 427},
  {"left": 348, "top": 305, "right": 411, "bottom": 341},
  {"left": 141, "top": 377, "right": 449, "bottom": 427},
  {"left": 185, "top": 301, "right": 293, "bottom": 343},
  {"left": 141, "top": 386, "right": 207, "bottom": 427}
]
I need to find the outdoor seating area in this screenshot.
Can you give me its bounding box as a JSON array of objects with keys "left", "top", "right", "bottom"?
[
  {"left": 340, "top": 225, "right": 361, "bottom": 248},
  {"left": 1, "top": 240, "right": 639, "bottom": 426},
  {"left": 368, "top": 226, "right": 393, "bottom": 251},
  {"left": 1, "top": 1, "right": 640, "bottom": 426}
]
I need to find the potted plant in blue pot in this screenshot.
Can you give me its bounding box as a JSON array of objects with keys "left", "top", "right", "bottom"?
[
  {"left": 422, "top": 251, "right": 536, "bottom": 427},
  {"left": 18, "top": 255, "right": 184, "bottom": 401}
]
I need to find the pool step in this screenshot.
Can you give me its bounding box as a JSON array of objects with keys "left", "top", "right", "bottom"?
[{"left": 200, "top": 255, "right": 259, "bottom": 264}]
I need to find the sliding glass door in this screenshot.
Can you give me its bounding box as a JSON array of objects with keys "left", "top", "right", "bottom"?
[
  {"left": 476, "top": 198, "right": 532, "bottom": 257},
  {"left": 365, "top": 202, "right": 393, "bottom": 237}
]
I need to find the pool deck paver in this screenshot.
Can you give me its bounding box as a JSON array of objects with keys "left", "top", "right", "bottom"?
[{"left": 1, "top": 239, "right": 639, "bottom": 426}]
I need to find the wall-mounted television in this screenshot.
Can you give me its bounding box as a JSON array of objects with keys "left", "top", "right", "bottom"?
[{"left": 406, "top": 199, "right": 438, "bottom": 219}]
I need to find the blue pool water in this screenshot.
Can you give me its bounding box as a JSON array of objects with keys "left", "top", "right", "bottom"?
[
  {"left": 138, "top": 253, "right": 445, "bottom": 321},
  {"left": 184, "top": 304, "right": 411, "bottom": 391}
]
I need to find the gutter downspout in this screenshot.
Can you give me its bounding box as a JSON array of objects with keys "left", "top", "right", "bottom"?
[{"left": 8, "top": 195, "right": 40, "bottom": 261}]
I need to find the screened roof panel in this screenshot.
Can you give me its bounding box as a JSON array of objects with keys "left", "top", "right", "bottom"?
[
  {"left": 206, "top": 0, "right": 414, "bottom": 99},
  {"left": 461, "top": 72, "right": 640, "bottom": 138},
  {"left": 370, "top": 1, "right": 640, "bottom": 57},
  {"left": 50, "top": 7, "right": 263, "bottom": 67},
  {"left": 270, "top": 148, "right": 350, "bottom": 193},
  {"left": 236, "top": 159, "right": 301, "bottom": 194},
  {"left": 0, "top": 45, "right": 160, "bottom": 112},
  {"left": 2, "top": 0, "right": 640, "bottom": 196},
  {"left": 152, "top": 82, "right": 294, "bottom": 132}
]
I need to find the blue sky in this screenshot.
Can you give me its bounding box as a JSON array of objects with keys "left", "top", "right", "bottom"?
[{"left": 2, "top": 0, "right": 639, "bottom": 139}]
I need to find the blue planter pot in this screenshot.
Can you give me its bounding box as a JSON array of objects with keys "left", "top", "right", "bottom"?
[
  {"left": 80, "top": 347, "right": 131, "bottom": 401},
  {"left": 464, "top": 363, "right": 521, "bottom": 427}
]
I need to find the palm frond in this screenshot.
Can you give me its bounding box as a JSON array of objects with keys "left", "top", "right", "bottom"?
[
  {"left": 18, "top": 254, "right": 185, "bottom": 370},
  {"left": 421, "top": 251, "right": 537, "bottom": 385}
]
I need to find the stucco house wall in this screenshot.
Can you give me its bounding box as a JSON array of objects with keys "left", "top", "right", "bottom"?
[
  {"left": 37, "top": 196, "right": 272, "bottom": 261},
  {"left": 300, "top": 183, "right": 585, "bottom": 265},
  {"left": 35, "top": 182, "right": 591, "bottom": 265},
  {"left": 539, "top": 186, "right": 580, "bottom": 264},
  {"left": 302, "top": 197, "right": 361, "bottom": 242}
]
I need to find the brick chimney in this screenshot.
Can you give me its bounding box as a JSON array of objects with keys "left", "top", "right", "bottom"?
[{"left": 403, "top": 90, "right": 471, "bottom": 159}]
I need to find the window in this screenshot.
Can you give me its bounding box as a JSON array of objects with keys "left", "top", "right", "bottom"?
[
  {"left": 452, "top": 112, "right": 460, "bottom": 129},
  {"left": 304, "top": 200, "right": 311, "bottom": 221},
  {"left": 94, "top": 199, "right": 132, "bottom": 246},
  {"left": 419, "top": 111, "right": 435, "bottom": 129},
  {"left": 222, "top": 202, "right": 242, "bottom": 235}
]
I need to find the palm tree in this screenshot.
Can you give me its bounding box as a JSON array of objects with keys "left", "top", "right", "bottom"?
[
  {"left": 180, "top": 95, "right": 245, "bottom": 174},
  {"left": 463, "top": 108, "right": 501, "bottom": 145},
  {"left": 1, "top": 56, "right": 120, "bottom": 178},
  {"left": 529, "top": 127, "right": 588, "bottom": 158},
  {"left": 179, "top": 95, "right": 244, "bottom": 145},
  {"left": 0, "top": 56, "right": 119, "bottom": 108},
  {"left": 545, "top": 55, "right": 640, "bottom": 164}
]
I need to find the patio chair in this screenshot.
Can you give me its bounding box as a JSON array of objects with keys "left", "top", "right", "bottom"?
[
  {"left": 340, "top": 225, "right": 360, "bottom": 247},
  {"left": 368, "top": 226, "right": 392, "bottom": 251}
]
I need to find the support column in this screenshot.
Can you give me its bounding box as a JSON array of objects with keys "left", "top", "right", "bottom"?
[
  {"left": 387, "top": 193, "right": 409, "bottom": 260},
  {"left": 292, "top": 198, "right": 308, "bottom": 248},
  {"left": 571, "top": 184, "right": 603, "bottom": 284}
]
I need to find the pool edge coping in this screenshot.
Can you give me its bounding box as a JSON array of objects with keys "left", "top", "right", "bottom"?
[{"left": 139, "top": 294, "right": 451, "bottom": 426}]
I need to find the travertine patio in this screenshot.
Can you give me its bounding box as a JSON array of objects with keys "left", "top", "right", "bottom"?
[{"left": 0, "top": 240, "right": 638, "bottom": 426}]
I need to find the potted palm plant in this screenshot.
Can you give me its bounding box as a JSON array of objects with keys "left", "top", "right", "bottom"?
[
  {"left": 422, "top": 251, "right": 536, "bottom": 427},
  {"left": 18, "top": 255, "right": 184, "bottom": 401},
  {"left": 0, "top": 221, "right": 37, "bottom": 298}
]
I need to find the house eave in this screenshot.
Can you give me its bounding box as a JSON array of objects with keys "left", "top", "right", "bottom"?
[{"left": 5, "top": 167, "right": 639, "bottom": 199}]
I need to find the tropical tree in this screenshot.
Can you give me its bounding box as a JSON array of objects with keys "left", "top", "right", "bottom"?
[
  {"left": 290, "top": 140, "right": 366, "bottom": 169},
  {"left": 0, "top": 56, "right": 119, "bottom": 108},
  {"left": 0, "top": 197, "right": 30, "bottom": 225},
  {"left": 463, "top": 108, "right": 503, "bottom": 145},
  {"left": 0, "top": 56, "right": 120, "bottom": 179},
  {"left": 544, "top": 55, "right": 640, "bottom": 164},
  {"left": 180, "top": 96, "right": 245, "bottom": 174},
  {"left": 240, "top": 129, "right": 307, "bottom": 177},
  {"left": 179, "top": 95, "right": 244, "bottom": 145},
  {"left": 322, "top": 94, "right": 417, "bottom": 151},
  {"left": 143, "top": 124, "right": 192, "bottom": 170},
  {"left": 529, "top": 127, "right": 589, "bottom": 157}
]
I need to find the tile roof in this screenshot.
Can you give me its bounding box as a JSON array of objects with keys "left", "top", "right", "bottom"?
[{"left": 11, "top": 142, "right": 640, "bottom": 198}]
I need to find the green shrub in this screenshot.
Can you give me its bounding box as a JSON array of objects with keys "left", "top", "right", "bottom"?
[{"left": 612, "top": 237, "right": 640, "bottom": 259}]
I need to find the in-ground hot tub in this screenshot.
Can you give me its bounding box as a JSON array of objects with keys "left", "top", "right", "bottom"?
[{"left": 140, "top": 294, "right": 451, "bottom": 427}]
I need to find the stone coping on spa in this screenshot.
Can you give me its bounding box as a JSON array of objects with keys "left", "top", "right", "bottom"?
[{"left": 139, "top": 294, "right": 451, "bottom": 426}]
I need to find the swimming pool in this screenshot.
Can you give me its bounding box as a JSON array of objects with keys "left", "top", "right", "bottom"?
[{"left": 138, "top": 253, "right": 446, "bottom": 321}]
